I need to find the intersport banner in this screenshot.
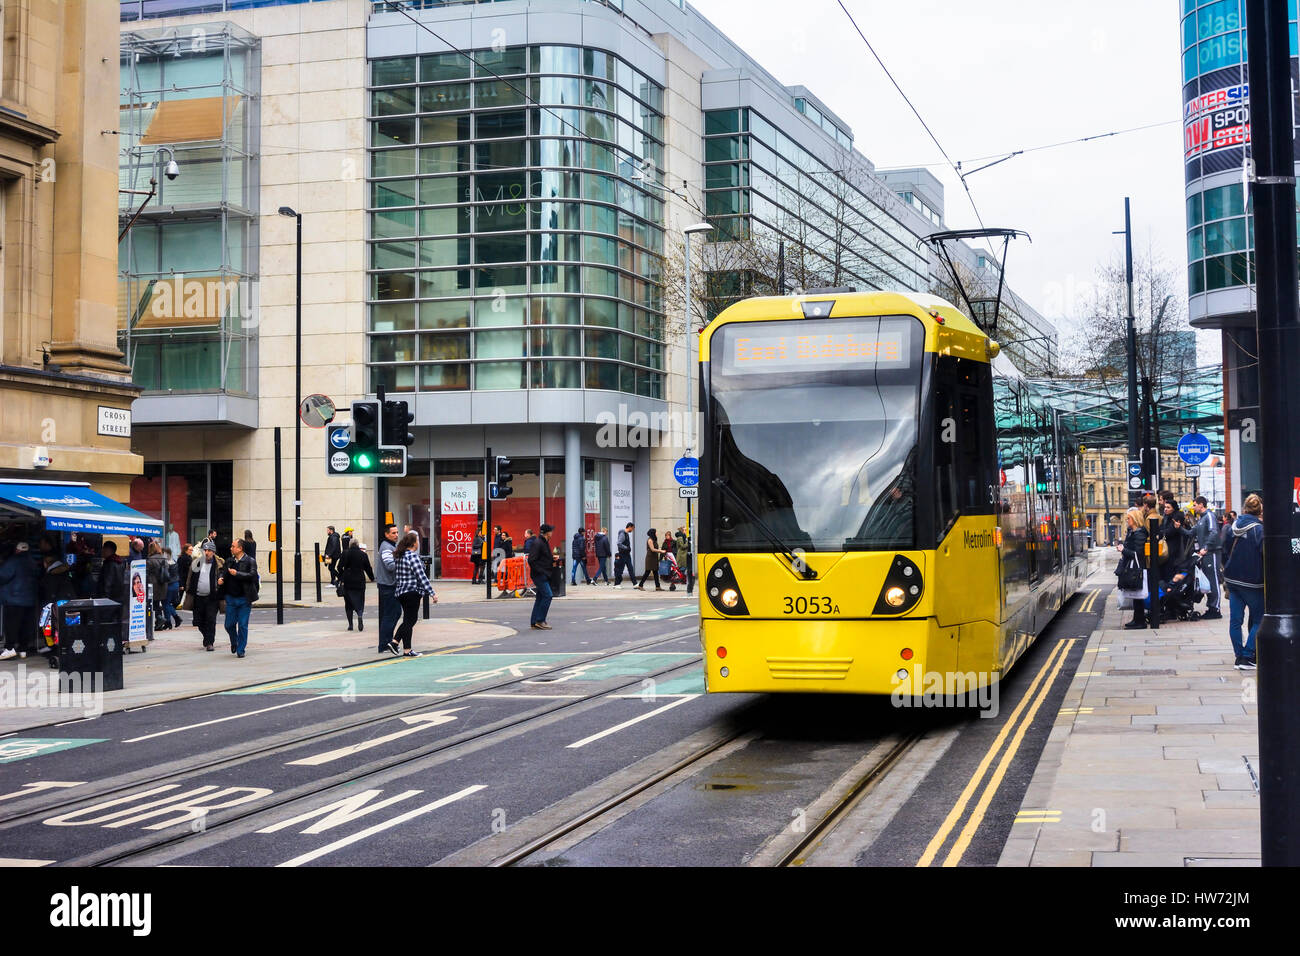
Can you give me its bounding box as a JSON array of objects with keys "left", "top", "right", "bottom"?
[{"left": 440, "top": 481, "right": 478, "bottom": 580}]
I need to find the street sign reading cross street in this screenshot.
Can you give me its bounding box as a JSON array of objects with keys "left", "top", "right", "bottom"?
[
  {"left": 1178, "top": 432, "right": 1212, "bottom": 465},
  {"left": 674, "top": 456, "right": 700, "bottom": 487}
]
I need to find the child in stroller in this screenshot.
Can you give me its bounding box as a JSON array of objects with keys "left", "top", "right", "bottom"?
[
  {"left": 658, "top": 550, "right": 687, "bottom": 590},
  {"left": 1160, "top": 510, "right": 1204, "bottom": 621}
]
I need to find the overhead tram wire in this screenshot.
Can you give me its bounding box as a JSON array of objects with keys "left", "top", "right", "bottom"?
[{"left": 835, "top": 0, "right": 993, "bottom": 248}]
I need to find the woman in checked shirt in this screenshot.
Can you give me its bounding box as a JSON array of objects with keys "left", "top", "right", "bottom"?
[{"left": 390, "top": 531, "right": 436, "bottom": 657}]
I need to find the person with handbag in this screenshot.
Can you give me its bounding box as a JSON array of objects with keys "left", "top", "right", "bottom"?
[
  {"left": 336, "top": 539, "right": 374, "bottom": 632},
  {"left": 1115, "top": 507, "right": 1149, "bottom": 629},
  {"left": 635, "top": 528, "right": 665, "bottom": 591},
  {"left": 186, "top": 541, "right": 223, "bottom": 651},
  {"left": 527, "top": 524, "right": 555, "bottom": 630}
]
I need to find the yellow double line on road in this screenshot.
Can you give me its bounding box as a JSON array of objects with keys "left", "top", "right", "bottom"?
[
  {"left": 917, "top": 637, "right": 1078, "bottom": 867},
  {"left": 1078, "top": 589, "right": 1103, "bottom": 615}
]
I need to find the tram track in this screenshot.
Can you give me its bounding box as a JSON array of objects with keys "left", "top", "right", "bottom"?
[{"left": 0, "top": 627, "right": 702, "bottom": 830}]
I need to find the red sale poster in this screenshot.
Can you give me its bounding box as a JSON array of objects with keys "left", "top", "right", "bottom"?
[{"left": 440, "top": 481, "right": 478, "bottom": 580}]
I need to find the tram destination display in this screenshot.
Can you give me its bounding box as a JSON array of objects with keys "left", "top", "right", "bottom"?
[{"left": 723, "top": 317, "right": 913, "bottom": 373}]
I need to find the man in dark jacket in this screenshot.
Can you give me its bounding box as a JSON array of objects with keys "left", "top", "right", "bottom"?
[
  {"left": 613, "top": 522, "right": 635, "bottom": 587},
  {"left": 593, "top": 528, "right": 611, "bottom": 584},
  {"left": 1192, "top": 496, "right": 1222, "bottom": 619},
  {"left": 528, "top": 524, "right": 555, "bottom": 630},
  {"left": 1222, "top": 495, "right": 1264, "bottom": 669},
  {"left": 218, "top": 538, "right": 257, "bottom": 657},
  {"left": 570, "top": 530, "right": 590, "bottom": 586},
  {"left": 324, "top": 526, "right": 341, "bottom": 585},
  {"left": 0, "top": 543, "right": 40, "bottom": 659},
  {"left": 96, "top": 541, "right": 126, "bottom": 601}
]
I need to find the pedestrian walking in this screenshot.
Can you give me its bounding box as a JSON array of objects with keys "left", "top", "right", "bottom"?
[
  {"left": 242, "top": 529, "right": 257, "bottom": 561},
  {"left": 374, "top": 523, "right": 401, "bottom": 654},
  {"left": 390, "top": 531, "right": 435, "bottom": 657},
  {"left": 593, "top": 527, "right": 611, "bottom": 584},
  {"left": 675, "top": 526, "right": 694, "bottom": 594},
  {"left": 1222, "top": 494, "right": 1264, "bottom": 670},
  {"left": 471, "top": 527, "right": 486, "bottom": 585},
  {"left": 145, "top": 540, "right": 168, "bottom": 628},
  {"left": 613, "top": 522, "right": 635, "bottom": 587},
  {"left": 218, "top": 537, "right": 258, "bottom": 658},
  {"left": 528, "top": 524, "right": 555, "bottom": 630},
  {"left": 522, "top": 529, "right": 535, "bottom": 560},
  {"left": 187, "top": 541, "right": 223, "bottom": 650},
  {"left": 337, "top": 538, "right": 374, "bottom": 631},
  {"left": 341, "top": 527, "right": 354, "bottom": 555},
  {"left": 0, "top": 542, "right": 40, "bottom": 660},
  {"left": 161, "top": 548, "right": 183, "bottom": 629},
  {"left": 635, "top": 528, "right": 666, "bottom": 591},
  {"left": 1192, "top": 496, "right": 1223, "bottom": 620},
  {"left": 1115, "top": 507, "right": 1149, "bottom": 630},
  {"left": 324, "top": 525, "right": 341, "bottom": 585},
  {"left": 570, "top": 529, "right": 591, "bottom": 585}
]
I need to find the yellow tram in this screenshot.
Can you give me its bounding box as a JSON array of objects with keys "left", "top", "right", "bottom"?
[{"left": 696, "top": 290, "right": 1088, "bottom": 697}]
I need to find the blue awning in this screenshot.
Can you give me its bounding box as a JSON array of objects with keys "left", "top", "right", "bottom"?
[{"left": 0, "top": 480, "right": 163, "bottom": 537}]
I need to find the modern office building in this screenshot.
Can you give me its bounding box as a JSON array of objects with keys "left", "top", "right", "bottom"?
[
  {"left": 117, "top": 0, "right": 1052, "bottom": 578},
  {"left": 0, "top": 1, "right": 142, "bottom": 501},
  {"left": 1180, "top": 0, "right": 1297, "bottom": 507}
]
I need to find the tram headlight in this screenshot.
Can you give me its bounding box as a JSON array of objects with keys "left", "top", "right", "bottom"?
[
  {"left": 885, "top": 587, "right": 906, "bottom": 607},
  {"left": 720, "top": 588, "right": 740, "bottom": 608},
  {"left": 872, "top": 554, "right": 923, "bottom": 615},
  {"left": 706, "top": 558, "right": 749, "bottom": 616}
]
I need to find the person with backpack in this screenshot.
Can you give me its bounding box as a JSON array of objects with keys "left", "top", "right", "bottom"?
[
  {"left": 1222, "top": 494, "right": 1264, "bottom": 670},
  {"left": 161, "top": 547, "right": 183, "bottom": 629},
  {"left": 593, "top": 528, "right": 611, "bottom": 584},
  {"left": 1192, "top": 496, "right": 1223, "bottom": 620},
  {"left": 218, "top": 537, "right": 258, "bottom": 658}
]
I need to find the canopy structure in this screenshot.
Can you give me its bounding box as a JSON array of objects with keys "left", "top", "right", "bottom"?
[{"left": 0, "top": 480, "right": 163, "bottom": 538}]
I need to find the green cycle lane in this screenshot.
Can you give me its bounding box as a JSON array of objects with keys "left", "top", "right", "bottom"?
[{"left": 226, "top": 652, "right": 704, "bottom": 697}]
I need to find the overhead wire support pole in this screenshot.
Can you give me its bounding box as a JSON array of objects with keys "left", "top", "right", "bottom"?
[{"left": 1245, "top": 0, "right": 1300, "bottom": 868}]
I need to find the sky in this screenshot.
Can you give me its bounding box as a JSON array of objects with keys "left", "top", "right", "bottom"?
[{"left": 689, "top": 0, "right": 1213, "bottom": 361}]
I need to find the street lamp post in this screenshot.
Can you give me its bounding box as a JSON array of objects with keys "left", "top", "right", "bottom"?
[
  {"left": 279, "top": 206, "right": 303, "bottom": 601},
  {"left": 682, "top": 222, "right": 713, "bottom": 595}
]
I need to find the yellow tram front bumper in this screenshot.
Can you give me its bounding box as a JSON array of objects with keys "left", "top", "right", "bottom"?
[{"left": 701, "top": 616, "right": 968, "bottom": 696}]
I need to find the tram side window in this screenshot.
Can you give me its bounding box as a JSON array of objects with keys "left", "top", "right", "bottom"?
[
  {"left": 993, "top": 375, "right": 1031, "bottom": 589},
  {"left": 933, "top": 356, "right": 995, "bottom": 544}
]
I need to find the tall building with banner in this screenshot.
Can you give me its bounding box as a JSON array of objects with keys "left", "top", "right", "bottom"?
[{"left": 1181, "top": 0, "right": 1298, "bottom": 506}]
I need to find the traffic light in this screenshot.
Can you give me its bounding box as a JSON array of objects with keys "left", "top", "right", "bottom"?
[
  {"left": 493, "top": 455, "right": 514, "bottom": 499},
  {"left": 1033, "top": 455, "right": 1048, "bottom": 493},
  {"left": 351, "top": 401, "right": 379, "bottom": 472},
  {"left": 381, "top": 399, "right": 415, "bottom": 448}
]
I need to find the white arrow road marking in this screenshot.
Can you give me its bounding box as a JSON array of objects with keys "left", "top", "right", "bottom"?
[
  {"left": 566, "top": 696, "right": 698, "bottom": 749},
  {"left": 0, "top": 781, "right": 84, "bottom": 802},
  {"left": 276, "top": 784, "right": 486, "bottom": 867},
  {"left": 122, "top": 695, "right": 330, "bottom": 743},
  {"left": 285, "top": 707, "right": 466, "bottom": 767}
]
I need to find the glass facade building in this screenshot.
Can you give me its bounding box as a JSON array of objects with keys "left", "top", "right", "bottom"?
[
  {"left": 118, "top": 23, "right": 261, "bottom": 407},
  {"left": 366, "top": 44, "right": 669, "bottom": 398}
]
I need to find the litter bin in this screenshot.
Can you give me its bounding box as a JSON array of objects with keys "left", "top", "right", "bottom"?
[
  {"left": 549, "top": 564, "right": 566, "bottom": 598},
  {"left": 57, "top": 598, "right": 123, "bottom": 692}
]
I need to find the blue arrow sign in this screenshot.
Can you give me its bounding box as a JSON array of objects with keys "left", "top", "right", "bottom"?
[
  {"left": 1177, "top": 433, "right": 1211, "bottom": 465},
  {"left": 329, "top": 425, "right": 351, "bottom": 450},
  {"left": 1128, "top": 461, "right": 1142, "bottom": 478},
  {"left": 674, "top": 457, "right": 699, "bottom": 487}
]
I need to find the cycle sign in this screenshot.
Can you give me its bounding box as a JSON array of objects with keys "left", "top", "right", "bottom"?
[
  {"left": 1178, "top": 432, "right": 1211, "bottom": 465},
  {"left": 674, "top": 457, "right": 699, "bottom": 487}
]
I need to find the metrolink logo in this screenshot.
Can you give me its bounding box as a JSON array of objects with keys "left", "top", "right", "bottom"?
[
  {"left": 595, "top": 404, "right": 699, "bottom": 449},
  {"left": 49, "top": 886, "right": 151, "bottom": 937},
  {"left": 0, "top": 665, "right": 104, "bottom": 718},
  {"left": 963, "top": 529, "right": 996, "bottom": 549}
]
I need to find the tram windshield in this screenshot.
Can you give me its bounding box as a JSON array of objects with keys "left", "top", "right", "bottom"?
[{"left": 707, "top": 315, "right": 924, "bottom": 553}]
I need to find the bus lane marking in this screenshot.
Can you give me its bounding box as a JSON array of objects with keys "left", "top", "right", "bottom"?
[
  {"left": 122, "top": 694, "right": 330, "bottom": 743},
  {"left": 285, "top": 708, "right": 466, "bottom": 767},
  {"left": 566, "top": 696, "right": 698, "bottom": 749}
]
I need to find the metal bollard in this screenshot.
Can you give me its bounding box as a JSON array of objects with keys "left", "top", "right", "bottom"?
[{"left": 314, "top": 542, "right": 322, "bottom": 603}]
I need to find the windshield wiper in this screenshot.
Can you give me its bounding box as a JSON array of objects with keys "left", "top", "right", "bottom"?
[{"left": 713, "top": 477, "right": 817, "bottom": 580}]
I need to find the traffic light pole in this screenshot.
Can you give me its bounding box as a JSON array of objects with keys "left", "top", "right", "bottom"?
[
  {"left": 1121, "top": 198, "right": 1140, "bottom": 506},
  {"left": 1246, "top": 0, "right": 1300, "bottom": 867},
  {"left": 484, "top": 446, "right": 492, "bottom": 601}
]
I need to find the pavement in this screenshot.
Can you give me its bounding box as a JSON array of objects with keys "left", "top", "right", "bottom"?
[
  {"left": 1000, "top": 572, "right": 1260, "bottom": 867},
  {"left": 0, "top": 577, "right": 693, "bottom": 736}
]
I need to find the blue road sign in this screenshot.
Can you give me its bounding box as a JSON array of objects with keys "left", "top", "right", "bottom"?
[
  {"left": 674, "top": 457, "right": 700, "bottom": 487},
  {"left": 1128, "top": 461, "right": 1143, "bottom": 478},
  {"left": 1177, "top": 432, "right": 1211, "bottom": 465},
  {"left": 328, "top": 425, "right": 351, "bottom": 450}
]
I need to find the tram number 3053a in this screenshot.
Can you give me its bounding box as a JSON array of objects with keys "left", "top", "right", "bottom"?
[{"left": 782, "top": 596, "right": 840, "bottom": 615}]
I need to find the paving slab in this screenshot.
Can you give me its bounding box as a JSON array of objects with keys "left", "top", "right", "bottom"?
[{"left": 999, "top": 561, "right": 1261, "bottom": 868}]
